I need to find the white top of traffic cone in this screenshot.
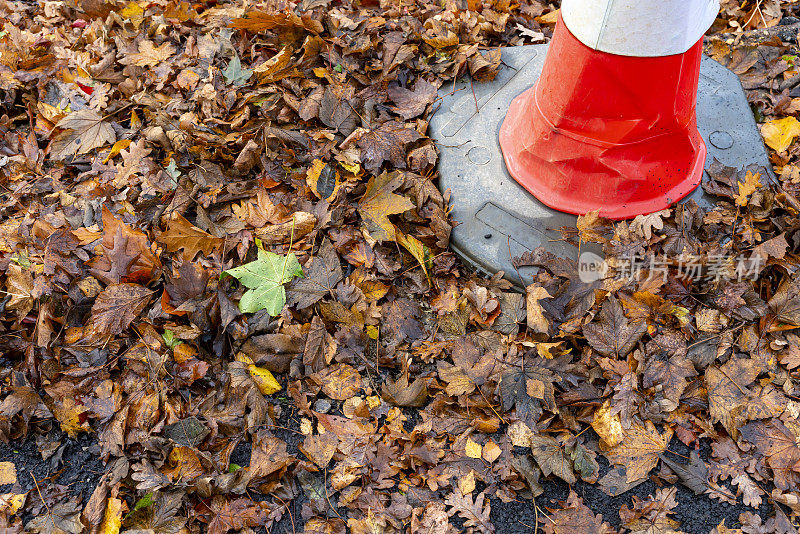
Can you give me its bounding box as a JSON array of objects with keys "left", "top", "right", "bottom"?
[{"left": 562, "top": 0, "right": 720, "bottom": 57}]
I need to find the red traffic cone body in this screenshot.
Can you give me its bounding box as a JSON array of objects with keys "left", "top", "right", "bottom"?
[{"left": 499, "top": 4, "right": 718, "bottom": 220}]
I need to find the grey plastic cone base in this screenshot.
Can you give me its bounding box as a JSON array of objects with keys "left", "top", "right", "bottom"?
[{"left": 431, "top": 45, "right": 773, "bottom": 287}]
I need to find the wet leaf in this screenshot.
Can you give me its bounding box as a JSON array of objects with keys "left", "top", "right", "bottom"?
[
  {"left": 90, "top": 283, "right": 154, "bottom": 336},
  {"left": 357, "top": 171, "right": 414, "bottom": 242},
  {"left": 223, "top": 248, "right": 303, "bottom": 314}
]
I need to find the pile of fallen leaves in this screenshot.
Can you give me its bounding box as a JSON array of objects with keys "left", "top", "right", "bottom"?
[{"left": 2, "top": 0, "right": 800, "bottom": 532}]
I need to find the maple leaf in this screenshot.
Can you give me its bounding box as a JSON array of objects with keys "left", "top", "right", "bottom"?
[
  {"left": 542, "top": 491, "right": 613, "bottom": 534},
  {"left": 357, "top": 171, "right": 414, "bottom": 242},
  {"left": 576, "top": 210, "right": 611, "bottom": 244},
  {"left": 387, "top": 79, "right": 438, "bottom": 120},
  {"left": 357, "top": 121, "right": 422, "bottom": 172},
  {"left": 286, "top": 238, "right": 342, "bottom": 309},
  {"left": 157, "top": 212, "right": 223, "bottom": 261},
  {"left": 529, "top": 434, "right": 576, "bottom": 484},
  {"left": 445, "top": 490, "right": 494, "bottom": 533},
  {"left": 25, "top": 500, "right": 83, "bottom": 534},
  {"left": 761, "top": 116, "right": 800, "bottom": 152},
  {"left": 500, "top": 354, "right": 568, "bottom": 426},
  {"left": 705, "top": 357, "right": 760, "bottom": 437},
  {"left": 642, "top": 352, "right": 696, "bottom": 412},
  {"left": 768, "top": 277, "right": 800, "bottom": 326},
  {"left": 605, "top": 421, "right": 673, "bottom": 483},
  {"left": 50, "top": 109, "right": 116, "bottom": 159},
  {"left": 741, "top": 419, "right": 800, "bottom": 491},
  {"left": 129, "top": 40, "right": 175, "bottom": 68},
  {"left": 582, "top": 296, "right": 647, "bottom": 358},
  {"left": 223, "top": 247, "right": 303, "bottom": 314},
  {"left": 205, "top": 497, "right": 266, "bottom": 534},
  {"left": 381, "top": 374, "right": 429, "bottom": 407},
  {"left": 90, "top": 283, "right": 154, "bottom": 335},
  {"left": 223, "top": 54, "right": 252, "bottom": 86}
]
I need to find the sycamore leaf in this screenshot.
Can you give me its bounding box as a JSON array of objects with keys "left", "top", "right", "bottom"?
[
  {"left": 357, "top": 121, "right": 422, "bottom": 172},
  {"left": 357, "top": 171, "right": 414, "bottom": 242},
  {"left": 51, "top": 109, "right": 116, "bottom": 159},
  {"left": 223, "top": 248, "right": 303, "bottom": 314},
  {"left": 529, "top": 434, "right": 576, "bottom": 484},
  {"left": 286, "top": 238, "right": 343, "bottom": 309},
  {"left": 605, "top": 421, "right": 673, "bottom": 483},
  {"left": 129, "top": 40, "right": 175, "bottom": 68},
  {"left": 761, "top": 116, "right": 800, "bottom": 152},
  {"left": 381, "top": 374, "right": 428, "bottom": 407},
  {"left": 26, "top": 500, "right": 83, "bottom": 534},
  {"left": 582, "top": 296, "right": 647, "bottom": 358}
]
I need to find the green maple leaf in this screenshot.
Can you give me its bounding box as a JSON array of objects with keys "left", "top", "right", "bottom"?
[
  {"left": 223, "top": 54, "right": 252, "bottom": 86},
  {"left": 223, "top": 248, "right": 303, "bottom": 315}
]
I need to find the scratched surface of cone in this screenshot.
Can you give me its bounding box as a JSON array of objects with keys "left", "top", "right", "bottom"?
[{"left": 498, "top": 7, "right": 714, "bottom": 219}]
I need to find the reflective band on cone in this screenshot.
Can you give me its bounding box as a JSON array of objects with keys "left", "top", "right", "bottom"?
[{"left": 498, "top": 5, "right": 719, "bottom": 219}]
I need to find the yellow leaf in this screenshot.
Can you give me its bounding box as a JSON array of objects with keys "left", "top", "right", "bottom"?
[
  {"left": 576, "top": 209, "right": 609, "bottom": 244},
  {"left": 605, "top": 421, "right": 673, "bottom": 482},
  {"left": 130, "top": 40, "right": 176, "bottom": 68},
  {"left": 0, "top": 462, "right": 16, "bottom": 485},
  {"left": 458, "top": 470, "right": 476, "bottom": 494},
  {"left": 482, "top": 440, "right": 502, "bottom": 463},
  {"left": 762, "top": 116, "right": 800, "bottom": 153},
  {"left": 591, "top": 400, "right": 624, "bottom": 449},
  {"left": 100, "top": 497, "right": 123, "bottom": 534},
  {"left": 358, "top": 171, "right": 414, "bottom": 242},
  {"left": 734, "top": 170, "right": 762, "bottom": 207},
  {"left": 526, "top": 284, "right": 552, "bottom": 334},
  {"left": 306, "top": 159, "right": 341, "bottom": 201},
  {"left": 0, "top": 492, "right": 26, "bottom": 515},
  {"left": 465, "top": 438, "right": 482, "bottom": 459},
  {"left": 536, "top": 9, "right": 560, "bottom": 24},
  {"left": 103, "top": 139, "right": 131, "bottom": 163},
  {"left": 397, "top": 231, "right": 431, "bottom": 279},
  {"left": 120, "top": 2, "right": 144, "bottom": 28},
  {"left": 248, "top": 365, "right": 282, "bottom": 395}
]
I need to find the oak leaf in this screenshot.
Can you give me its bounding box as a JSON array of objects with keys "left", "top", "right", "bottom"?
[
  {"left": 157, "top": 212, "right": 223, "bottom": 261},
  {"left": 129, "top": 40, "right": 176, "bottom": 67}
]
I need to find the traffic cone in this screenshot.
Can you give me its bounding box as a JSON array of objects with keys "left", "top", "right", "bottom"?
[{"left": 499, "top": 0, "right": 720, "bottom": 220}]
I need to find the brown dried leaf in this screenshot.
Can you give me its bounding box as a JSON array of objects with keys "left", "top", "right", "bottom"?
[{"left": 90, "top": 283, "right": 154, "bottom": 336}]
